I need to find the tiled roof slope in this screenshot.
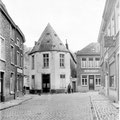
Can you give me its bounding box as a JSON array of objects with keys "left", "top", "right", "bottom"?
[
  {"left": 0, "top": 0, "right": 25, "bottom": 42},
  {"left": 29, "top": 23, "right": 69, "bottom": 54},
  {"left": 77, "top": 42, "right": 100, "bottom": 55}
]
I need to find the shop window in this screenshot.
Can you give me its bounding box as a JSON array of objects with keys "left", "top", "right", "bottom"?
[
  {"left": 81, "top": 75, "right": 87, "bottom": 86},
  {"left": 96, "top": 75, "right": 101, "bottom": 86}
]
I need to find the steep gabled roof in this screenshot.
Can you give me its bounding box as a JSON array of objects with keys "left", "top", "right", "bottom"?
[
  {"left": 29, "top": 23, "right": 69, "bottom": 55},
  {"left": 77, "top": 42, "right": 100, "bottom": 56},
  {"left": 0, "top": 0, "right": 25, "bottom": 42}
]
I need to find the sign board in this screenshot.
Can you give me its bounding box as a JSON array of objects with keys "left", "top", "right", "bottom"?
[
  {"left": 17, "top": 68, "right": 23, "bottom": 73},
  {"left": 84, "top": 70, "right": 99, "bottom": 73},
  {"left": 104, "top": 36, "right": 115, "bottom": 47}
]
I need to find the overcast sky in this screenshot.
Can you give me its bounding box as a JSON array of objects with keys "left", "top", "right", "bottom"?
[{"left": 3, "top": 0, "right": 105, "bottom": 52}]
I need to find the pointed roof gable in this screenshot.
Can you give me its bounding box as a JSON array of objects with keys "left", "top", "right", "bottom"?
[
  {"left": 77, "top": 42, "right": 100, "bottom": 55},
  {"left": 29, "top": 23, "right": 69, "bottom": 54}
]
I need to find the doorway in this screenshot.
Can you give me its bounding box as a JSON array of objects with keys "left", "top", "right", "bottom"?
[
  {"left": 72, "top": 81, "right": 76, "bottom": 92},
  {"left": 89, "top": 75, "right": 94, "bottom": 90},
  {"left": 0, "top": 72, "right": 4, "bottom": 102},
  {"left": 42, "top": 74, "right": 50, "bottom": 93}
]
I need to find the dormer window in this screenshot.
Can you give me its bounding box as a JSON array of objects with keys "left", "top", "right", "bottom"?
[{"left": 46, "top": 33, "right": 50, "bottom": 35}]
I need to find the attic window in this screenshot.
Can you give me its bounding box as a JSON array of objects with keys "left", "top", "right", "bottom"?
[
  {"left": 54, "top": 34, "right": 57, "bottom": 36},
  {"left": 47, "top": 40, "right": 50, "bottom": 43},
  {"left": 60, "top": 43, "right": 62, "bottom": 45},
  {"left": 46, "top": 33, "right": 50, "bottom": 35}
]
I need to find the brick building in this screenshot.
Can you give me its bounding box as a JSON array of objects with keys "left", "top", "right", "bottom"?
[
  {"left": 0, "top": 0, "right": 25, "bottom": 102},
  {"left": 76, "top": 43, "right": 101, "bottom": 92},
  {"left": 98, "top": 0, "right": 119, "bottom": 102}
]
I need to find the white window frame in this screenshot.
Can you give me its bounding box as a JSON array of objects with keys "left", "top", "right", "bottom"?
[
  {"left": 43, "top": 53, "right": 49, "bottom": 68},
  {"left": 10, "top": 44, "right": 14, "bottom": 64},
  {"left": 60, "top": 54, "right": 65, "bottom": 68},
  {"left": 81, "top": 57, "right": 87, "bottom": 68},
  {"left": 81, "top": 75, "right": 88, "bottom": 86},
  {"left": 88, "top": 58, "right": 94, "bottom": 68},
  {"left": 95, "top": 58, "right": 100, "bottom": 68},
  {"left": 0, "top": 35, "right": 5, "bottom": 61},
  {"left": 10, "top": 25, "right": 14, "bottom": 41}
]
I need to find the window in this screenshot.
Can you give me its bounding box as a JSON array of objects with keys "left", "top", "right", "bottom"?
[
  {"left": 10, "top": 45, "right": 14, "bottom": 64},
  {"left": 88, "top": 58, "right": 94, "bottom": 68},
  {"left": 81, "top": 75, "right": 87, "bottom": 86},
  {"left": 31, "top": 55, "right": 35, "bottom": 69},
  {"left": 31, "top": 75, "right": 35, "bottom": 89},
  {"left": 115, "top": 2, "right": 119, "bottom": 33},
  {"left": 0, "top": 36, "right": 5, "bottom": 60},
  {"left": 107, "top": 24, "right": 111, "bottom": 36},
  {"left": 60, "top": 74, "right": 65, "bottom": 79},
  {"left": 17, "top": 38, "right": 20, "bottom": 47},
  {"left": 111, "top": 13, "right": 115, "bottom": 35},
  {"left": 20, "top": 54, "right": 23, "bottom": 67},
  {"left": 96, "top": 75, "right": 101, "bottom": 86},
  {"left": 60, "top": 74, "right": 66, "bottom": 88},
  {"left": 110, "top": 76, "right": 115, "bottom": 87},
  {"left": 10, "top": 73, "right": 14, "bottom": 94},
  {"left": 17, "top": 52, "right": 20, "bottom": 66},
  {"left": 10, "top": 25, "right": 14, "bottom": 40},
  {"left": 81, "top": 58, "right": 87, "bottom": 68},
  {"left": 43, "top": 54, "right": 49, "bottom": 68},
  {"left": 60, "top": 54, "right": 65, "bottom": 67},
  {"left": 95, "top": 58, "right": 100, "bottom": 68},
  {"left": 0, "top": 72, "right": 4, "bottom": 93}
]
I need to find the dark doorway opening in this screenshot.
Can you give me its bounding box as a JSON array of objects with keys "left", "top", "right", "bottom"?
[
  {"left": 72, "top": 81, "right": 76, "bottom": 92},
  {"left": 42, "top": 74, "right": 50, "bottom": 93},
  {"left": 0, "top": 72, "right": 4, "bottom": 102},
  {"left": 89, "top": 75, "right": 94, "bottom": 90}
]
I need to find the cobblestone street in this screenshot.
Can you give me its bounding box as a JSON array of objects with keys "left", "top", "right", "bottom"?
[{"left": 0, "top": 92, "right": 119, "bottom": 120}]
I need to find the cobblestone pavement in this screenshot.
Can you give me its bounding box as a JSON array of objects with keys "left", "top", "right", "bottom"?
[
  {"left": 89, "top": 92, "right": 119, "bottom": 120},
  {"left": 0, "top": 92, "right": 119, "bottom": 120},
  {"left": 0, "top": 93, "right": 93, "bottom": 120}
]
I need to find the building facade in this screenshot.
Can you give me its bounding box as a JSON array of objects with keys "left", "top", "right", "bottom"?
[
  {"left": 0, "top": 0, "right": 25, "bottom": 102},
  {"left": 29, "top": 24, "right": 71, "bottom": 93},
  {"left": 76, "top": 43, "right": 101, "bottom": 92},
  {"left": 98, "top": 0, "right": 119, "bottom": 102}
]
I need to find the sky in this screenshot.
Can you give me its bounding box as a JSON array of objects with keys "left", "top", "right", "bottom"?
[{"left": 3, "top": 0, "right": 105, "bottom": 52}]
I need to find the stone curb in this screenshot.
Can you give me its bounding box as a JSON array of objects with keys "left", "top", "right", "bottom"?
[{"left": 0, "top": 96, "right": 33, "bottom": 111}]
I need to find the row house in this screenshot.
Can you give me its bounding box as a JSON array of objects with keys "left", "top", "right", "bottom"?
[
  {"left": 0, "top": 0, "right": 25, "bottom": 102},
  {"left": 98, "top": 0, "right": 119, "bottom": 103},
  {"left": 76, "top": 43, "right": 101, "bottom": 92},
  {"left": 23, "top": 45, "right": 32, "bottom": 90},
  {"left": 29, "top": 23, "right": 76, "bottom": 94}
]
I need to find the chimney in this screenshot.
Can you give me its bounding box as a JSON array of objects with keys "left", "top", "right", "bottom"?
[
  {"left": 65, "top": 39, "right": 69, "bottom": 50},
  {"left": 35, "top": 41, "right": 37, "bottom": 45}
]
